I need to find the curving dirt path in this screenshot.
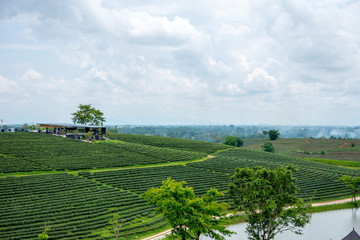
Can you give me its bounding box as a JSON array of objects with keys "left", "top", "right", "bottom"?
[
  {"left": 141, "top": 229, "right": 173, "bottom": 240},
  {"left": 311, "top": 196, "right": 360, "bottom": 207},
  {"left": 141, "top": 197, "right": 360, "bottom": 240}
]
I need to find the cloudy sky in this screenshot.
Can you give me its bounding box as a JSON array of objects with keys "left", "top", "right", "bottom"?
[{"left": 1, "top": 0, "right": 360, "bottom": 125}]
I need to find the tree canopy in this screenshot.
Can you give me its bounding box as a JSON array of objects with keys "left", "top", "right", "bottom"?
[
  {"left": 261, "top": 142, "right": 275, "bottom": 153},
  {"left": 71, "top": 104, "right": 105, "bottom": 126},
  {"left": 224, "top": 136, "right": 243, "bottom": 147},
  {"left": 141, "top": 178, "right": 233, "bottom": 240},
  {"left": 337, "top": 175, "right": 360, "bottom": 204},
  {"left": 228, "top": 166, "right": 311, "bottom": 240},
  {"left": 267, "top": 129, "right": 280, "bottom": 140},
  {"left": 38, "top": 227, "right": 50, "bottom": 240}
]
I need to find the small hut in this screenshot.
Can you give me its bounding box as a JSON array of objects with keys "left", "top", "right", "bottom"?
[{"left": 342, "top": 228, "right": 360, "bottom": 240}]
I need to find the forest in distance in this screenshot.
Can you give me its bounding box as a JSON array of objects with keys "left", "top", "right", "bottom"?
[{"left": 106, "top": 125, "right": 360, "bottom": 142}]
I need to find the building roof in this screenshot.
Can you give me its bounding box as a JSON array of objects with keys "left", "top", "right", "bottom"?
[
  {"left": 342, "top": 228, "right": 360, "bottom": 240},
  {"left": 38, "top": 123, "right": 106, "bottom": 129}
]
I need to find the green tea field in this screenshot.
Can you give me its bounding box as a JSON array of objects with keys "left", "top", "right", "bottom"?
[
  {"left": 244, "top": 138, "right": 360, "bottom": 160},
  {"left": 1, "top": 133, "right": 359, "bottom": 239}
]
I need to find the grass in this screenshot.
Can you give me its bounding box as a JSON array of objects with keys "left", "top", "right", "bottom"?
[
  {"left": 305, "top": 157, "right": 360, "bottom": 169},
  {"left": 244, "top": 138, "right": 360, "bottom": 162},
  {"left": 0, "top": 154, "right": 217, "bottom": 178},
  {"left": 310, "top": 200, "right": 360, "bottom": 213}
]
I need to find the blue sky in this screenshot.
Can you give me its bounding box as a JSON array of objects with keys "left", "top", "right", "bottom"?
[{"left": 1, "top": 0, "right": 360, "bottom": 125}]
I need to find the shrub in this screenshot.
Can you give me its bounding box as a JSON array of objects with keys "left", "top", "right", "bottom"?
[
  {"left": 224, "top": 136, "right": 243, "bottom": 147},
  {"left": 262, "top": 142, "right": 275, "bottom": 153},
  {"left": 268, "top": 129, "right": 280, "bottom": 140}
]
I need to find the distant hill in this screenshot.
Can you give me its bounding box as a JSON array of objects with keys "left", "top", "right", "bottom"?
[{"left": 106, "top": 125, "right": 360, "bottom": 142}]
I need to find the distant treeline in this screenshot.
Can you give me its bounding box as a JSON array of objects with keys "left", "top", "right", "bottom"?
[{"left": 106, "top": 125, "right": 360, "bottom": 142}]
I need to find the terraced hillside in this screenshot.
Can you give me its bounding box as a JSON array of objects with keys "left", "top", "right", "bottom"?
[
  {"left": 188, "top": 149, "right": 360, "bottom": 201},
  {"left": 1, "top": 133, "right": 359, "bottom": 239},
  {"left": 108, "top": 133, "right": 230, "bottom": 154},
  {"left": 0, "top": 133, "right": 229, "bottom": 173},
  {"left": 0, "top": 173, "right": 166, "bottom": 239}
]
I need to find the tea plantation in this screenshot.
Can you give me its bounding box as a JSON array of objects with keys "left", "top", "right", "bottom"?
[
  {"left": 0, "top": 133, "right": 358, "bottom": 239},
  {"left": 0, "top": 133, "right": 227, "bottom": 173}
]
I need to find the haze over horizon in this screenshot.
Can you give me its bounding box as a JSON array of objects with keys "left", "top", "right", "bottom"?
[{"left": 1, "top": 1, "right": 360, "bottom": 126}]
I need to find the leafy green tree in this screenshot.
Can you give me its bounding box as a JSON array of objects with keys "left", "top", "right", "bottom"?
[
  {"left": 22, "top": 123, "right": 29, "bottom": 132},
  {"left": 109, "top": 214, "right": 124, "bottom": 240},
  {"left": 228, "top": 166, "right": 311, "bottom": 240},
  {"left": 38, "top": 227, "right": 50, "bottom": 240},
  {"left": 224, "top": 136, "right": 243, "bottom": 147},
  {"left": 83, "top": 130, "right": 94, "bottom": 140},
  {"left": 30, "top": 124, "right": 38, "bottom": 131},
  {"left": 141, "top": 178, "right": 233, "bottom": 240},
  {"left": 267, "top": 129, "right": 280, "bottom": 140},
  {"left": 337, "top": 175, "right": 360, "bottom": 204},
  {"left": 71, "top": 104, "right": 106, "bottom": 126},
  {"left": 105, "top": 129, "right": 111, "bottom": 138},
  {"left": 262, "top": 142, "right": 275, "bottom": 152}
]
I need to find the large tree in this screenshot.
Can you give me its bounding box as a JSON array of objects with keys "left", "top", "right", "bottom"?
[
  {"left": 224, "top": 136, "right": 243, "bottom": 147},
  {"left": 267, "top": 129, "right": 280, "bottom": 140},
  {"left": 141, "top": 178, "right": 233, "bottom": 240},
  {"left": 228, "top": 166, "right": 311, "bottom": 240},
  {"left": 71, "top": 104, "right": 105, "bottom": 126},
  {"left": 337, "top": 175, "right": 360, "bottom": 203}
]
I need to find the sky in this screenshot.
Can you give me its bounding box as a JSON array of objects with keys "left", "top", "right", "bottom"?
[{"left": 1, "top": 0, "right": 360, "bottom": 126}]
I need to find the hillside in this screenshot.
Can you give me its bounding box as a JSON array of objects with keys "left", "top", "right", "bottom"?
[
  {"left": 244, "top": 138, "right": 360, "bottom": 165},
  {"left": 108, "top": 133, "right": 230, "bottom": 154},
  {"left": 0, "top": 133, "right": 359, "bottom": 239},
  {"left": 0, "top": 133, "right": 230, "bottom": 173}
]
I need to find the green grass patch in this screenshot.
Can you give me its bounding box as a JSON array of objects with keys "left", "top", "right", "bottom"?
[
  {"left": 311, "top": 200, "right": 360, "bottom": 213},
  {"left": 305, "top": 157, "right": 360, "bottom": 168}
]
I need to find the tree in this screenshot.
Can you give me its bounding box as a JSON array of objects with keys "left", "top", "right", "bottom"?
[
  {"left": 228, "top": 166, "right": 311, "bottom": 240},
  {"left": 22, "top": 123, "right": 29, "bottom": 132},
  {"left": 83, "top": 130, "right": 94, "bottom": 141},
  {"left": 71, "top": 104, "right": 105, "bottom": 126},
  {"left": 337, "top": 175, "right": 360, "bottom": 205},
  {"left": 141, "top": 178, "right": 233, "bottom": 240},
  {"left": 38, "top": 227, "right": 50, "bottom": 240},
  {"left": 262, "top": 142, "right": 275, "bottom": 153},
  {"left": 267, "top": 129, "right": 280, "bottom": 140},
  {"left": 224, "top": 136, "right": 243, "bottom": 147},
  {"left": 30, "top": 124, "right": 38, "bottom": 131},
  {"left": 109, "top": 214, "right": 125, "bottom": 240}
]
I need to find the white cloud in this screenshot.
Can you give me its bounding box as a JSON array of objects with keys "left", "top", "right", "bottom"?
[
  {"left": 123, "top": 11, "right": 200, "bottom": 46},
  {"left": 22, "top": 68, "right": 43, "bottom": 80},
  {"left": 244, "top": 68, "right": 278, "bottom": 91},
  {"left": 0, "top": 75, "right": 19, "bottom": 94},
  {"left": 0, "top": 0, "right": 359, "bottom": 125},
  {"left": 85, "top": 67, "right": 108, "bottom": 81}
]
